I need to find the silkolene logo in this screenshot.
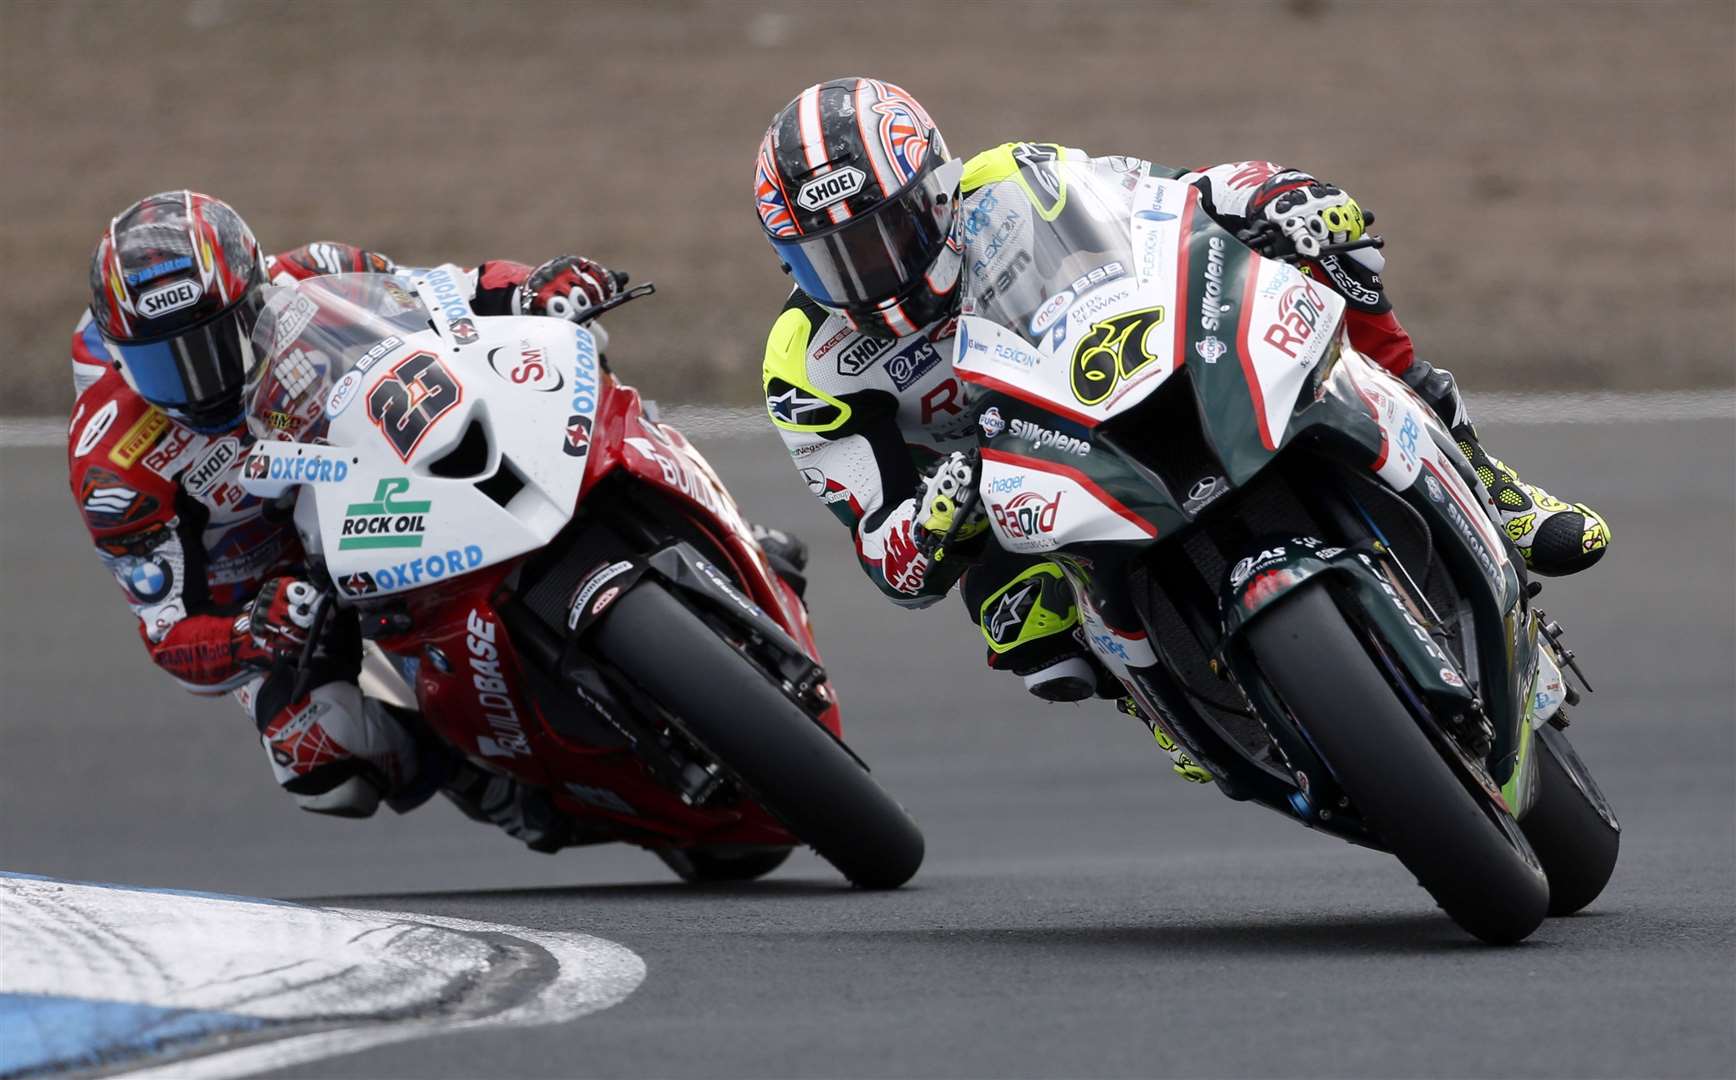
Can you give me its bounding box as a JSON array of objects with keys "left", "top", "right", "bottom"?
[
  {"left": 797, "top": 167, "right": 865, "bottom": 212},
  {"left": 138, "top": 278, "right": 203, "bottom": 318}
]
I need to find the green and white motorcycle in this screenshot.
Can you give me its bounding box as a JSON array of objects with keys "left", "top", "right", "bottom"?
[{"left": 945, "top": 155, "right": 1618, "bottom": 944}]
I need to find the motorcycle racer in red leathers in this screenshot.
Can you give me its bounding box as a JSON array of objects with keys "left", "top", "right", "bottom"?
[
  {"left": 751, "top": 79, "right": 1611, "bottom": 774},
  {"left": 69, "top": 190, "right": 632, "bottom": 846}
]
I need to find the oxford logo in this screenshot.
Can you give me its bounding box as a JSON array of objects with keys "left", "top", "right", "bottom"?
[{"left": 797, "top": 167, "right": 865, "bottom": 212}]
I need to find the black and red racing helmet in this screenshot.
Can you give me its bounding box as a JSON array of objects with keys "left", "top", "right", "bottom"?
[{"left": 90, "top": 191, "right": 268, "bottom": 432}]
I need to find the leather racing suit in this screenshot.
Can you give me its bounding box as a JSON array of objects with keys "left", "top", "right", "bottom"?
[{"left": 67, "top": 244, "right": 572, "bottom": 822}]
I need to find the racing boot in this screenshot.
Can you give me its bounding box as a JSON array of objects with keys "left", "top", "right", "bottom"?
[
  {"left": 750, "top": 522, "right": 809, "bottom": 598},
  {"left": 1402, "top": 361, "right": 1610, "bottom": 576},
  {"left": 248, "top": 679, "right": 421, "bottom": 819},
  {"left": 1117, "top": 697, "right": 1213, "bottom": 784},
  {"left": 442, "top": 761, "right": 577, "bottom": 854}
]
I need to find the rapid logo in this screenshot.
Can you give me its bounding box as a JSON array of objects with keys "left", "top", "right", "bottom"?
[
  {"left": 465, "top": 610, "right": 532, "bottom": 758},
  {"left": 1264, "top": 277, "right": 1330, "bottom": 360},
  {"left": 1008, "top": 417, "right": 1090, "bottom": 457},
  {"left": 979, "top": 406, "right": 1005, "bottom": 438},
  {"left": 992, "top": 490, "right": 1063, "bottom": 541},
  {"left": 796, "top": 166, "right": 865, "bottom": 212},
  {"left": 339, "top": 477, "right": 430, "bottom": 551},
  {"left": 366, "top": 544, "right": 484, "bottom": 590},
  {"left": 886, "top": 339, "right": 942, "bottom": 391},
  {"left": 138, "top": 278, "right": 203, "bottom": 318}
]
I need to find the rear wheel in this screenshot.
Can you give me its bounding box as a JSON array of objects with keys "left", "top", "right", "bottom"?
[
  {"left": 1246, "top": 584, "right": 1550, "bottom": 944},
  {"left": 1522, "top": 724, "right": 1620, "bottom": 916},
  {"left": 656, "top": 845, "right": 794, "bottom": 884},
  {"left": 594, "top": 581, "right": 924, "bottom": 889}
]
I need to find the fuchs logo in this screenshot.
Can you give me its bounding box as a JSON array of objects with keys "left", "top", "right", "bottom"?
[
  {"left": 183, "top": 437, "right": 241, "bottom": 498},
  {"left": 138, "top": 279, "right": 203, "bottom": 318},
  {"left": 1194, "top": 335, "right": 1227, "bottom": 364},
  {"left": 992, "top": 490, "right": 1063, "bottom": 540},
  {"left": 796, "top": 166, "right": 865, "bottom": 212},
  {"left": 836, "top": 335, "right": 891, "bottom": 376},
  {"left": 979, "top": 406, "right": 1005, "bottom": 438}
]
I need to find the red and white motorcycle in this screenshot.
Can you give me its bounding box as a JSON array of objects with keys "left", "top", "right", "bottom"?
[{"left": 239, "top": 270, "right": 923, "bottom": 888}]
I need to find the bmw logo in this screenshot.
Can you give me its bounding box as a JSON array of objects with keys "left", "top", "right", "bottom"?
[{"left": 127, "top": 557, "right": 173, "bottom": 603}]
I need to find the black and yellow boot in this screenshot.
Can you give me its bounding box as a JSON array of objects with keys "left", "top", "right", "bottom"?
[{"left": 1402, "top": 361, "right": 1611, "bottom": 576}]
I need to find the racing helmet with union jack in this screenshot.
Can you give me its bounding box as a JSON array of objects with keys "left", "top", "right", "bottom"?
[
  {"left": 89, "top": 191, "right": 268, "bottom": 432},
  {"left": 755, "top": 78, "right": 963, "bottom": 339}
]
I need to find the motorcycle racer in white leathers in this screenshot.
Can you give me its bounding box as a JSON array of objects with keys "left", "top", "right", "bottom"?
[{"left": 751, "top": 78, "right": 1611, "bottom": 738}]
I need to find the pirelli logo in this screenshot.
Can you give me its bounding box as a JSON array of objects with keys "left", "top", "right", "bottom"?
[{"left": 108, "top": 409, "right": 171, "bottom": 468}]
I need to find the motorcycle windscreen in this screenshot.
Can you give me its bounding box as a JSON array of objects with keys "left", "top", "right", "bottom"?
[
  {"left": 244, "top": 273, "right": 431, "bottom": 444},
  {"left": 958, "top": 158, "right": 1137, "bottom": 346}
]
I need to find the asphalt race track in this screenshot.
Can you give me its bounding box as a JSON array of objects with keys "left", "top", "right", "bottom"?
[{"left": 2, "top": 415, "right": 1732, "bottom": 1078}]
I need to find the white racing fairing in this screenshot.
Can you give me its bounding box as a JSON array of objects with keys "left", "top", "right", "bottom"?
[{"left": 237, "top": 269, "right": 600, "bottom": 599}]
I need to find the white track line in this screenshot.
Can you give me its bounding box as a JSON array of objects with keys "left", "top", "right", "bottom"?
[
  {"left": 0, "top": 875, "right": 645, "bottom": 1078},
  {"left": 3, "top": 391, "right": 1730, "bottom": 449}
]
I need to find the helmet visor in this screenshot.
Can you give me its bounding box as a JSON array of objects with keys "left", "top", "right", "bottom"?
[
  {"left": 107, "top": 291, "right": 263, "bottom": 412},
  {"left": 771, "top": 158, "right": 962, "bottom": 309}
]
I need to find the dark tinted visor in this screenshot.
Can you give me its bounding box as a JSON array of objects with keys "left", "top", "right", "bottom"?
[
  {"left": 108, "top": 291, "right": 263, "bottom": 411},
  {"left": 770, "top": 159, "right": 961, "bottom": 309}
]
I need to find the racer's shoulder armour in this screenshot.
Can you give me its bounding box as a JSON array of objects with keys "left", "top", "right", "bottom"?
[
  {"left": 67, "top": 368, "right": 183, "bottom": 543},
  {"left": 763, "top": 290, "right": 859, "bottom": 437}
]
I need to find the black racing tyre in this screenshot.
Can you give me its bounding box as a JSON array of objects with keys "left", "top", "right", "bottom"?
[
  {"left": 593, "top": 581, "right": 924, "bottom": 889},
  {"left": 656, "top": 845, "right": 794, "bottom": 884},
  {"left": 1246, "top": 584, "right": 1550, "bottom": 944},
  {"left": 1522, "top": 724, "right": 1620, "bottom": 916}
]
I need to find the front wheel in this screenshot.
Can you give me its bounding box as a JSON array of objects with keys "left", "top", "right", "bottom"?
[
  {"left": 1246, "top": 584, "right": 1550, "bottom": 944},
  {"left": 594, "top": 581, "right": 924, "bottom": 889},
  {"left": 1521, "top": 724, "right": 1620, "bottom": 916}
]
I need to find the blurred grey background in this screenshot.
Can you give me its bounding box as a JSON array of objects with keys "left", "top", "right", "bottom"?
[{"left": 1, "top": 0, "right": 1732, "bottom": 418}]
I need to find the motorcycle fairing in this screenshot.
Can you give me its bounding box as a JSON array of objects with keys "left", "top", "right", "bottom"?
[{"left": 240, "top": 271, "right": 604, "bottom": 600}]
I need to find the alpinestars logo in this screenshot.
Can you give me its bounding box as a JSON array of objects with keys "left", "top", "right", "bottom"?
[
  {"left": 766, "top": 382, "right": 840, "bottom": 428},
  {"left": 986, "top": 580, "right": 1040, "bottom": 645}
]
